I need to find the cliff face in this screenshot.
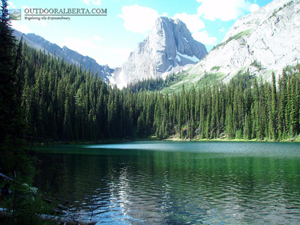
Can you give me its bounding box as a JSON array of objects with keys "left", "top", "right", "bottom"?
[
  {"left": 189, "top": 0, "right": 300, "bottom": 83},
  {"left": 114, "top": 17, "right": 207, "bottom": 86}
]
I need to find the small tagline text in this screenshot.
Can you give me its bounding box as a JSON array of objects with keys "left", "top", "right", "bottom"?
[{"left": 25, "top": 16, "right": 71, "bottom": 21}]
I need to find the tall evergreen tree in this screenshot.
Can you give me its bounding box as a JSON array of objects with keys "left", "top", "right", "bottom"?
[{"left": 0, "top": 0, "right": 33, "bottom": 176}]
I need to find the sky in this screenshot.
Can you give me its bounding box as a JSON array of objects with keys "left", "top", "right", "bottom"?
[{"left": 8, "top": 0, "right": 273, "bottom": 68}]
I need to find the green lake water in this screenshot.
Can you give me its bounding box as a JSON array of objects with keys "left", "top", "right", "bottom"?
[{"left": 33, "top": 141, "right": 300, "bottom": 224}]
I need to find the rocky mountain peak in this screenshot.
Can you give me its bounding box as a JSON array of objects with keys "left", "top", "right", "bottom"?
[
  {"left": 113, "top": 16, "right": 207, "bottom": 87},
  {"left": 188, "top": 0, "right": 300, "bottom": 84}
]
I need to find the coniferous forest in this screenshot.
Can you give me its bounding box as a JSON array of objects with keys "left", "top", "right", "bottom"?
[
  {"left": 19, "top": 44, "right": 300, "bottom": 142},
  {"left": 1, "top": 1, "right": 300, "bottom": 224}
]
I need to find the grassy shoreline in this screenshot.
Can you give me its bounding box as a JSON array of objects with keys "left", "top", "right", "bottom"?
[
  {"left": 163, "top": 136, "right": 300, "bottom": 143},
  {"left": 164, "top": 138, "right": 300, "bottom": 143}
]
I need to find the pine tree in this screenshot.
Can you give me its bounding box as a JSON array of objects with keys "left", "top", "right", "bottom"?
[
  {"left": 0, "top": 0, "right": 33, "bottom": 175},
  {"left": 15, "top": 39, "right": 300, "bottom": 143},
  {"left": 290, "top": 75, "right": 298, "bottom": 137},
  {"left": 270, "top": 73, "right": 277, "bottom": 140}
]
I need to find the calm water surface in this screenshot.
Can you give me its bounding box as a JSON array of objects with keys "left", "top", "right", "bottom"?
[{"left": 34, "top": 141, "right": 300, "bottom": 224}]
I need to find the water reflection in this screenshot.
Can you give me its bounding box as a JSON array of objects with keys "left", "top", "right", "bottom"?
[{"left": 34, "top": 142, "right": 300, "bottom": 224}]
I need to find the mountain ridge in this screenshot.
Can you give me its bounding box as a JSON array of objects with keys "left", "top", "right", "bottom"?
[
  {"left": 12, "top": 29, "right": 113, "bottom": 82},
  {"left": 12, "top": 0, "right": 299, "bottom": 90}
]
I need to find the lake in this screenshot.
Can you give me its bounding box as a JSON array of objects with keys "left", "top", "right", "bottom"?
[{"left": 33, "top": 141, "right": 300, "bottom": 224}]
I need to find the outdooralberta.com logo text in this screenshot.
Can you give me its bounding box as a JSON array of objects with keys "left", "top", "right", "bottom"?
[
  {"left": 24, "top": 8, "right": 107, "bottom": 16},
  {"left": 13, "top": 8, "right": 107, "bottom": 21}
]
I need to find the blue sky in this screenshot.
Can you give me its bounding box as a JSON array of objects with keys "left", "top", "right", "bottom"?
[{"left": 8, "top": 0, "right": 273, "bottom": 68}]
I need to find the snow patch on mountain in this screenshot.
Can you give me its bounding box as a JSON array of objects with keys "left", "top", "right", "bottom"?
[{"left": 177, "top": 51, "right": 199, "bottom": 63}]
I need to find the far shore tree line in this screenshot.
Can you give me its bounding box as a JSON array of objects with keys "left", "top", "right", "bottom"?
[{"left": 19, "top": 44, "right": 300, "bottom": 142}]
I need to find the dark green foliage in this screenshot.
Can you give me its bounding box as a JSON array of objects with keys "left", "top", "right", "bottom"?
[
  {"left": 18, "top": 44, "right": 300, "bottom": 141},
  {"left": 128, "top": 72, "right": 187, "bottom": 92},
  {"left": 211, "top": 66, "right": 221, "bottom": 71},
  {"left": 0, "top": 0, "right": 33, "bottom": 176},
  {"left": 251, "top": 60, "right": 262, "bottom": 70},
  {"left": 0, "top": 2, "right": 52, "bottom": 224},
  {"left": 128, "top": 77, "right": 166, "bottom": 92}
]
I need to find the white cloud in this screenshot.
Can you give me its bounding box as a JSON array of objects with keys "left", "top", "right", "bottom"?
[
  {"left": 60, "top": 36, "right": 131, "bottom": 67},
  {"left": 118, "top": 5, "right": 217, "bottom": 55},
  {"left": 119, "top": 4, "right": 159, "bottom": 34},
  {"left": 83, "top": 0, "right": 101, "bottom": 6},
  {"left": 92, "top": 35, "right": 103, "bottom": 42},
  {"left": 109, "top": 47, "right": 133, "bottom": 62},
  {"left": 173, "top": 12, "right": 205, "bottom": 33},
  {"left": 8, "top": 1, "right": 16, "bottom": 9},
  {"left": 193, "top": 30, "right": 217, "bottom": 45},
  {"left": 118, "top": 4, "right": 215, "bottom": 45},
  {"left": 93, "top": 46, "right": 133, "bottom": 68},
  {"left": 219, "top": 27, "right": 226, "bottom": 33},
  {"left": 173, "top": 12, "right": 216, "bottom": 46},
  {"left": 11, "top": 21, "right": 31, "bottom": 34},
  {"left": 62, "top": 37, "right": 98, "bottom": 55},
  {"left": 197, "top": 0, "right": 260, "bottom": 21},
  {"left": 250, "top": 4, "right": 260, "bottom": 13}
]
